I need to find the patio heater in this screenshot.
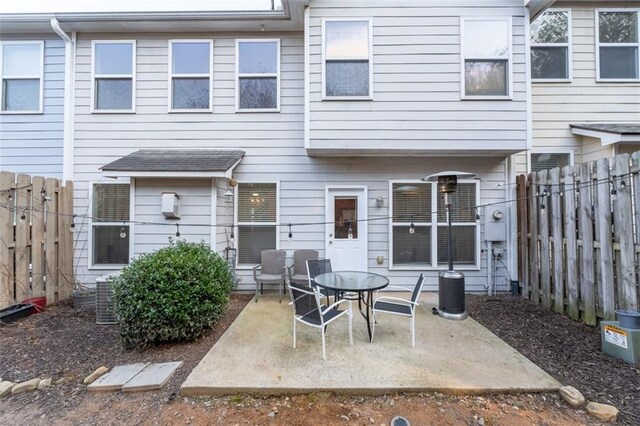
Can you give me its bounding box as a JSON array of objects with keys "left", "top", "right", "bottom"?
[{"left": 423, "top": 171, "right": 476, "bottom": 321}]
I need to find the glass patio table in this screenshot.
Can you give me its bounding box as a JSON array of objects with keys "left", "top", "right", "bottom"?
[{"left": 313, "top": 271, "right": 389, "bottom": 342}]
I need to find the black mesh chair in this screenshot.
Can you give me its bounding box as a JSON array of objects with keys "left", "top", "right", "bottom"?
[
  {"left": 288, "top": 282, "right": 352, "bottom": 360},
  {"left": 305, "top": 259, "right": 333, "bottom": 303},
  {"left": 371, "top": 273, "right": 425, "bottom": 347}
]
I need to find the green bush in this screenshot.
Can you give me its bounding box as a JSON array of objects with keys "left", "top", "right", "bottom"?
[{"left": 112, "top": 239, "right": 233, "bottom": 349}]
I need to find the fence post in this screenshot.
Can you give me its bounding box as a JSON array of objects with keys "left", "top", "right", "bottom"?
[
  {"left": 613, "top": 154, "right": 637, "bottom": 311},
  {"left": 0, "top": 172, "right": 14, "bottom": 308},
  {"left": 563, "top": 166, "right": 579, "bottom": 320},
  {"left": 550, "top": 168, "right": 564, "bottom": 314},
  {"left": 578, "top": 163, "right": 596, "bottom": 325},
  {"left": 15, "top": 174, "right": 31, "bottom": 304},
  {"left": 517, "top": 174, "right": 529, "bottom": 298},
  {"left": 31, "top": 176, "right": 46, "bottom": 298},
  {"left": 538, "top": 170, "right": 551, "bottom": 309},
  {"left": 595, "top": 158, "right": 615, "bottom": 321},
  {"left": 528, "top": 172, "right": 539, "bottom": 305},
  {"left": 45, "top": 178, "right": 59, "bottom": 305},
  {"left": 58, "top": 181, "right": 74, "bottom": 300}
]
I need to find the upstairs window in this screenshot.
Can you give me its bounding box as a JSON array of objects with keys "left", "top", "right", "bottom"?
[
  {"left": 92, "top": 41, "right": 135, "bottom": 112},
  {"left": 531, "top": 10, "right": 571, "bottom": 80},
  {"left": 236, "top": 183, "right": 278, "bottom": 264},
  {"left": 323, "top": 19, "right": 373, "bottom": 99},
  {"left": 461, "top": 17, "right": 512, "bottom": 98},
  {"left": 91, "top": 183, "right": 130, "bottom": 267},
  {"left": 597, "top": 10, "right": 639, "bottom": 80},
  {"left": 236, "top": 39, "right": 280, "bottom": 111},
  {"left": 169, "top": 40, "right": 213, "bottom": 111},
  {"left": 1, "top": 41, "right": 43, "bottom": 113}
]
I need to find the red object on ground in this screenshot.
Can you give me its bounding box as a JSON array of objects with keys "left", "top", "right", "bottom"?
[{"left": 22, "top": 297, "right": 47, "bottom": 314}]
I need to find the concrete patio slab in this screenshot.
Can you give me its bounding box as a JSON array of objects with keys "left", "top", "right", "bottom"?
[{"left": 181, "top": 293, "right": 561, "bottom": 396}]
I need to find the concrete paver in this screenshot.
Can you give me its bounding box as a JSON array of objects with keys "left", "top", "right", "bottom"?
[
  {"left": 122, "top": 362, "right": 183, "bottom": 392},
  {"left": 181, "top": 293, "right": 561, "bottom": 395},
  {"left": 88, "top": 363, "right": 149, "bottom": 392}
]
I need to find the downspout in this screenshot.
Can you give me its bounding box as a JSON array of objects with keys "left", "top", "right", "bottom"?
[{"left": 50, "top": 18, "right": 75, "bottom": 182}]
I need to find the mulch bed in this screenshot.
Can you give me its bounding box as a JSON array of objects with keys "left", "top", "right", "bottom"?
[{"left": 467, "top": 294, "right": 640, "bottom": 425}]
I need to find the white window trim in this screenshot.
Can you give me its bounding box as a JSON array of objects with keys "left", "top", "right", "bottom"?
[
  {"left": 88, "top": 180, "right": 134, "bottom": 270},
  {"left": 235, "top": 39, "right": 281, "bottom": 113},
  {"left": 322, "top": 17, "right": 374, "bottom": 101},
  {"left": 91, "top": 40, "right": 136, "bottom": 114},
  {"left": 234, "top": 181, "right": 280, "bottom": 268},
  {"left": 168, "top": 39, "right": 213, "bottom": 113},
  {"left": 527, "top": 148, "right": 575, "bottom": 174},
  {"left": 0, "top": 40, "right": 44, "bottom": 114},
  {"left": 388, "top": 179, "right": 481, "bottom": 271},
  {"left": 531, "top": 9, "right": 573, "bottom": 83},
  {"left": 595, "top": 8, "right": 640, "bottom": 82},
  {"left": 460, "top": 16, "right": 513, "bottom": 100}
]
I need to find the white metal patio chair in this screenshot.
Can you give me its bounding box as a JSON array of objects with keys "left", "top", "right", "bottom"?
[
  {"left": 288, "top": 282, "right": 353, "bottom": 360},
  {"left": 371, "top": 273, "right": 425, "bottom": 347}
]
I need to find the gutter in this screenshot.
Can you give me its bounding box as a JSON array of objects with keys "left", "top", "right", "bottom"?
[{"left": 50, "top": 18, "right": 75, "bottom": 182}]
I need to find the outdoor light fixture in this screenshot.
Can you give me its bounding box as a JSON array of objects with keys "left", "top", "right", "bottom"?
[
  {"left": 376, "top": 195, "right": 384, "bottom": 207},
  {"left": 423, "top": 171, "right": 476, "bottom": 321}
]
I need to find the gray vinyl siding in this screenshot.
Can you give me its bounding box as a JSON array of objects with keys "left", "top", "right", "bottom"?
[
  {"left": 306, "top": 0, "right": 529, "bottom": 154},
  {"left": 0, "top": 35, "right": 64, "bottom": 178},
  {"left": 133, "top": 179, "right": 212, "bottom": 256},
  {"left": 72, "top": 2, "right": 521, "bottom": 292},
  {"left": 519, "top": 2, "right": 640, "bottom": 174}
]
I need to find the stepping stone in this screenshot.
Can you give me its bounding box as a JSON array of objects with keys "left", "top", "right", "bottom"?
[
  {"left": 122, "top": 362, "right": 183, "bottom": 392},
  {"left": 88, "top": 363, "right": 149, "bottom": 392}
]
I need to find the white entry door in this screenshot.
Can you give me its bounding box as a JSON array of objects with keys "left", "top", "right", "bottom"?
[{"left": 325, "top": 187, "right": 368, "bottom": 272}]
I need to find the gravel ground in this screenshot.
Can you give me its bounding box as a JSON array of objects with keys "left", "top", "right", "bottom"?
[{"left": 467, "top": 294, "right": 640, "bottom": 425}]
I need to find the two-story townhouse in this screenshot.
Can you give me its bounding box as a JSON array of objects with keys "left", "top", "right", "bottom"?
[
  {"left": 0, "top": 18, "right": 71, "bottom": 178},
  {"left": 519, "top": 1, "right": 640, "bottom": 174},
  {"left": 2, "top": 0, "right": 552, "bottom": 294}
]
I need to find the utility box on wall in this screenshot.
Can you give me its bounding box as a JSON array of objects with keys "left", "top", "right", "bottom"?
[
  {"left": 161, "top": 192, "right": 181, "bottom": 219},
  {"left": 484, "top": 208, "right": 506, "bottom": 242}
]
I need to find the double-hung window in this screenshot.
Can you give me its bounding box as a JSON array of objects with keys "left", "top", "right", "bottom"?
[
  {"left": 236, "top": 183, "right": 278, "bottom": 265},
  {"left": 323, "top": 19, "right": 373, "bottom": 99},
  {"left": 91, "top": 183, "right": 131, "bottom": 267},
  {"left": 169, "top": 40, "right": 213, "bottom": 111},
  {"left": 92, "top": 41, "right": 135, "bottom": 112},
  {"left": 531, "top": 10, "right": 572, "bottom": 81},
  {"left": 390, "top": 181, "right": 479, "bottom": 269},
  {"left": 236, "top": 39, "right": 280, "bottom": 111},
  {"left": 461, "top": 17, "right": 512, "bottom": 98},
  {"left": 0, "top": 41, "right": 44, "bottom": 113},
  {"left": 596, "top": 10, "right": 640, "bottom": 81},
  {"left": 530, "top": 152, "right": 572, "bottom": 173}
]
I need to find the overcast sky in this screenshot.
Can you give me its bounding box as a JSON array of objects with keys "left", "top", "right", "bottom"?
[{"left": 0, "top": 0, "right": 282, "bottom": 14}]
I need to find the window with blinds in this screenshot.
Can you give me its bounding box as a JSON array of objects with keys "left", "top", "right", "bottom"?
[
  {"left": 390, "top": 181, "right": 478, "bottom": 268},
  {"left": 92, "top": 183, "right": 130, "bottom": 266},
  {"left": 236, "top": 183, "right": 278, "bottom": 264},
  {"left": 531, "top": 152, "right": 571, "bottom": 172}
]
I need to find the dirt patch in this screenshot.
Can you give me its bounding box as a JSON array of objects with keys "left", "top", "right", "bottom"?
[
  {"left": 0, "top": 293, "right": 603, "bottom": 425},
  {"left": 467, "top": 294, "right": 640, "bottom": 425}
]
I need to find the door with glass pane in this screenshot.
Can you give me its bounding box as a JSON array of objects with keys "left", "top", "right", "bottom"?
[{"left": 325, "top": 187, "right": 367, "bottom": 272}]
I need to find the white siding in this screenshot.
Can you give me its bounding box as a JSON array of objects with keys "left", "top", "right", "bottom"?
[
  {"left": 133, "top": 179, "right": 212, "bottom": 256},
  {"left": 519, "top": 2, "right": 640, "bottom": 174},
  {"left": 0, "top": 35, "right": 64, "bottom": 178},
  {"left": 306, "top": 0, "right": 529, "bottom": 155}
]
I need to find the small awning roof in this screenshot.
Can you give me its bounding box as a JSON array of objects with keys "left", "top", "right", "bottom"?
[
  {"left": 101, "top": 149, "right": 244, "bottom": 178},
  {"left": 570, "top": 123, "right": 640, "bottom": 146}
]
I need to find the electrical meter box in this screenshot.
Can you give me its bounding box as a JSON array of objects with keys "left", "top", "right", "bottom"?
[
  {"left": 601, "top": 321, "right": 640, "bottom": 365},
  {"left": 161, "top": 192, "right": 181, "bottom": 219},
  {"left": 484, "top": 208, "right": 506, "bottom": 241}
]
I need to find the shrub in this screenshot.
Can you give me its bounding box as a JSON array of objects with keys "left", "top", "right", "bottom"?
[{"left": 112, "top": 239, "right": 233, "bottom": 349}]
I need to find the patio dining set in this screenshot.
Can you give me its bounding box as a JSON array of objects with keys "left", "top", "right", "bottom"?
[{"left": 253, "top": 249, "right": 425, "bottom": 359}]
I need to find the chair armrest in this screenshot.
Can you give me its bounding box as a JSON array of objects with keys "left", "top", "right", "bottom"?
[
  {"left": 374, "top": 295, "right": 418, "bottom": 306},
  {"left": 384, "top": 286, "right": 413, "bottom": 292},
  {"left": 252, "top": 264, "right": 261, "bottom": 281},
  {"left": 322, "top": 298, "right": 351, "bottom": 313}
]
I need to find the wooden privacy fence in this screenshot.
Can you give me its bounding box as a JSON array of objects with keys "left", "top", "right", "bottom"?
[
  {"left": 517, "top": 151, "right": 640, "bottom": 326},
  {"left": 0, "top": 172, "right": 74, "bottom": 310}
]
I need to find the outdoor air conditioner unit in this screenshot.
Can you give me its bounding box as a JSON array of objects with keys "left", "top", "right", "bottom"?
[
  {"left": 95, "top": 274, "right": 118, "bottom": 325},
  {"left": 161, "top": 192, "right": 181, "bottom": 219}
]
